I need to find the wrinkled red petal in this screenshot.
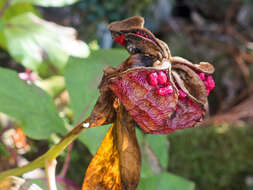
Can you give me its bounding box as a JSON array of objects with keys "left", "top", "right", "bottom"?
[
  {"left": 109, "top": 68, "right": 205, "bottom": 134},
  {"left": 156, "top": 85, "right": 173, "bottom": 96}
]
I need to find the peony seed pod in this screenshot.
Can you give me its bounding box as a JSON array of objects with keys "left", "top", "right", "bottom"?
[{"left": 90, "top": 16, "right": 215, "bottom": 134}]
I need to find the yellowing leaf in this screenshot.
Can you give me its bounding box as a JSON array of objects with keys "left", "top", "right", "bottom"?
[
  {"left": 82, "top": 124, "right": 121, "bottom": 190},
  {"left": 82, "top": 105, "right": 141, "bottom": 190}
]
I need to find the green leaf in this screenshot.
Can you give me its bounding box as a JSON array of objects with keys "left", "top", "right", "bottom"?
[
  {"left": 0, "top": 19, "right": 5, "bottom": 48},
  {"left": 136, "top": 129, "right": 154, "bottom": 178},
  {"left": 138, "top": 172, "right": 195, "bottom": 190},
  {"left": 11, "top": 0, "right": 80, "bottom": 7},
  {"left": 146, "top": 134, "right": 169, "bottom": 169},
  {"left": 3, "top": 12, "right": 89, "bottom": 71},
  {"left": 137, "top": 129, "right": 169, "bottom": 177},
  {"left": 79, "top": 124, "right": 111, "bottom": 155},
  {"left": 0, "top": 0, "right": 8, "bottom": 11},
  {"left": 65, "top": 49, "right": 128, "bottom": 123},
  {"left": 0, "top": 67, "right": 65, "bottom": 139},
  {"left": 2, "top": 2, "right": 39, "bottom": 21},
  {"left": 65, "top": 49, "right": 128, "bottom": 153}
]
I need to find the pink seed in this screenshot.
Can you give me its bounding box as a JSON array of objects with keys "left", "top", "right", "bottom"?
[
  {"left": 179, "top": 90, "right": 187, "bottom": 99},
  {"left": 206, "top": 76, "right": 215, "bottom": 90},
  {"left": 156, "top": 85, "right": 173, "bottom": 96},
  {"left": 157, "top": 71, "right": 167, "bottom": 85},
  {"left": 199, "top": 73, "right": 205, "bottom": 81},
  {"left": 148, "top": 72, "right": 158, "bottom": 86},
  {"left": 145, "top": 34, "right": 149, "bottom": 38},
  {"left": 204, "top": 81, "right": 209, "bottom": 88},
  {"left": 136, "top": 31, "right": 141, "bottom": 35}
]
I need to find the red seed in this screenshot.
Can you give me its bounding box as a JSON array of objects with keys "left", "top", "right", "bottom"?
[
  {"left": 179, "top": 90, "right": 187, "bottom": 99},
  {"left": 136, "top": 31, "right": 141, "bottom": 35},
  {"left": 148, "top": 72, "right": 158, "bottom": 86},
  {"left": 145, "top": 34, "right": 149, "bottom": 38},
  {"left": 156, "top": 85, "right": 173, "bottom": 96},
  {"left": 157, "top": 71, "right": 167, "bottom": 84},
  {"left": 114, "top": 35, "right": 125, "bottom": 46},
  {"left": 206, "top": 75, "right": 215, "bottom": 90},
  {"left": 199, "top": 73, "right": 205, "bottom": 81}
]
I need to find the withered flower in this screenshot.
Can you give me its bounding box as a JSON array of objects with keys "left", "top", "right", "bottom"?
[
  {"left": 89, "top": 16, "right": 215, "bottom": 134},
  {"left": 82, "top": 16, "right": 215, "bottom": 190}
]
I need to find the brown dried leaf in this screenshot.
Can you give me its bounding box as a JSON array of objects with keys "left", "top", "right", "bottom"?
[
  {"left": 82, "top": 124, "right": 121, "bottom": 190},
  {"left": 172, "top": 64, "right": 208, "bottom": 107},
  {"left": 108, "top": 16, "right": 170, "bottom": 60},
  {"left": 171, "top": 56, "right": 215, "bottom": 74},
  {"left": 82, "top": 105, "right": 141, "bottom": 190},
  {"left": 124, "top": 34, "right": 163, "bottom": 58},
  {"left": 89, "top": 88, "right": 116, "bottom": 127},
  {"left": 108, "top": 16, "right": 144, "bottom": 32}
]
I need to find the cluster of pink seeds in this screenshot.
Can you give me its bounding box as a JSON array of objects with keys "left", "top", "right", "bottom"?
[
  {"left": 198, "top": 72, "right": 215, "bottom": 96},
  {"left": 148, "top": 71, "right": 173, "bottom": 96}
]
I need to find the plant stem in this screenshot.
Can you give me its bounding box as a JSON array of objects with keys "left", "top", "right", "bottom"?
[
  {"left": 0, "top": 156, "right": 45, "bottom": 180},
  {"left": 45, "top": 159, "right": 57, "bottom": 190},
  {"left": 0, "top": 120, "right": 88, "bottom": 181},
  {"left": 59, "top": 143, "right": 73, "bottom": 178}
]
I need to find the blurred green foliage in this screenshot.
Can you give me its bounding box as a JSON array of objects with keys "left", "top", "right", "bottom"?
[
  {"left": 169, "top": 125, "right": 253, "bottom": 190},
  {"left": 0, "top": 0, "right": 89, "bottom": 75},
  {"left": 77, "top": 0, "right": 153, "bottom": 22},
  {"left": 0, "top": 67, "right": 66, "bottom": 139}
]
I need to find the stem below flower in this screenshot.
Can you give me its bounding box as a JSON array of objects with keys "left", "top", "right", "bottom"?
[
  {"left": 45, "top": 159, "right": 57, "bottom": 190},
  {"left": 0, "top": 120, "right": 89, "bottom": 181}
]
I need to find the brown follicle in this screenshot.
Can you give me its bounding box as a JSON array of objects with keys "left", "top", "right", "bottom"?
[{"left": 88, "top": 16, "right": 215, "bottom": 134}]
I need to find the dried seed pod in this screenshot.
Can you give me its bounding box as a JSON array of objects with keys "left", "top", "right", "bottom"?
[
  {"left": 108, "top": 54, "right": 213, "bottom": 134},
  {"left": 108, "top": 16, "right": 171, "bottom": 61},
  {"left": 89, "top": 16, "right": 215, "bottom": 134}
]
